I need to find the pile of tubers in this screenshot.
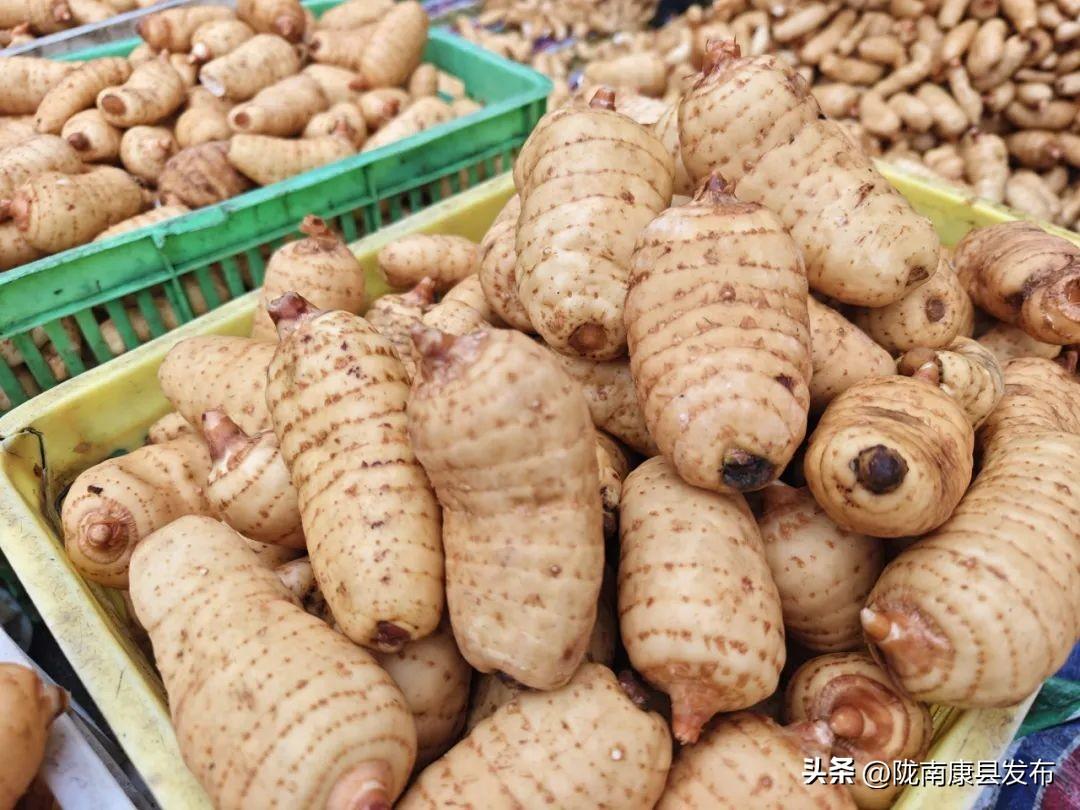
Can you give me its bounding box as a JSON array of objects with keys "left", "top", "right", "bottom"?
[
  {"left": 461, "top": 0, "right": 1080, "bottom": 230},
  {"left": 49, "top": 37, "right": 1080, "bottom": 810},
  {"left": 0, "top": 0, "right": 482, "bottom": 272}
]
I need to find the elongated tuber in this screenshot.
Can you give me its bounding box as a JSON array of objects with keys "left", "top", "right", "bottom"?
[
  {"left": 318, "top": 0, "right": 391, "bottom": 29},
  {"left": 235, "top": 0, "right": 304, "bottom": 41},
  {"left": 805, "top": 375, "right": 973, "bottom": 537},
  {"left": 302, "top": 64, "right": 363, "bottom": 104},
  {"left": 202, "top": 410, "right": 303, "bottom": 549},
  {"left": 353, "top": 1, "right": 428, "bottom": 89},
  {"left": 199, "top": 34, "right": 301, "bottom": 101},
  {"left": 374, "top": 622, "right": 471, "bottom": 768},
  {"left": 953, "top": 221, "right": 1080, "bottom": 344},
  {"left": 399, "top": 664, "right": 670, "bottom": 810},
  {"left": 228, "top": 74, "right": 328, "bottom": 137},
  {"left": 129, "top": 516, "right": 416, "bottom": 809},
  {"left": 657, "top": 713, "right": 855, "bottom": 809},
  {"left": 34, "top": 58, "right": 131, "bottom": 134},
  {"left": 627, "top": 178, "right": 810, "bottom": 493},
  {"left": 10, "top": 166, "right": 144, "bottom": 253},
  {"left": 0, "top": 664, "right": 68, "bottom": 810},
  {"left": 680, "top": 41, "right": 939, "bottom": 307},
  {"left": 266, "top": 295, "right": 443, "bottom": 651},
  {"left": 377, "top": 234, "right": 477, "bottom": 292},
  {"left": 478, "top": 193, "right": 532, "bottom": 331},
  {"left": 0, "top": 134, "right": 82, "bottom": 208},
  {"left": 0, "top": 0, "right": 71, "bottom": 34},
  {"left": 62, "top": 108, "right": 121, "bottom": 163},
  {"left": 408, "top": 327, "right": 603, "bottom": 689},
  {"left": 897, "top": 337, "right": 1005, "bottom": 428},
  {"left": 228, "top": 129, "right": 354, "bottom": 185},
  {"left": 136, "top": 6, "right": 233, "bottom": 51},
  {"left": 0, "top": 58, "right": 73, "bottom": 115},
  {"left": 865, "top": 360, "right": 1080, "bottom": 707},
  {"left": 97, "top": 58, "right": 186, "bottom": 127},
  {"left": 757, "top": 483, "right": 884, "bottom": 652},
  {"left": 361, "top": 96, "right": 454, "bottom": 152},
  {"left": 159, "top": 141, "right": 252, "bottom": 208},
  {"left": 807, "top": 297, "right": 894, "bottom": 411},
  {"left": 159, "top": 335, "right": 275, "bottom": 433},
  {"left": 851, "top": 258, "right": 970, "bottom": 353},
  {"left": 514, "top": 89, "right": 674, "bottom": 359},
  {"left": 174, "top": 87, "right": 232, "bottom": 148},
  {"left": 251, "top": 216, "right": 365, "bottom": 341},
  {"left": 785, "top": 653, "right": 932, "bottom": 809},
  {"left": 619, "top": 456, "right": 784, "bottom": 743},
  {"left": 189, "top": 19, "right": 254, "bottom": 64},
  {"left": 61, "top": 434, "right": 213, "bottom": 587}
]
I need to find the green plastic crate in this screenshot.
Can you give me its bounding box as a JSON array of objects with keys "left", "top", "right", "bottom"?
[{"left": 0, "top": 9, "right": 550, "bottom": 413}]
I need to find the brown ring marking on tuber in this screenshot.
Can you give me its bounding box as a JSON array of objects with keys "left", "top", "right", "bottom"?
[
  {"left": 852, "top": 445, "right": 908, "bottom": 494},
  {"left": 828, "top": 704, "right": 865, "bottom": 738},
  {"left": 720, "top": 450, "right": 775, "bottom": 492},
  {"left": 325, "top": 759, "right": 393, "bottom": 810},
  {"left": 861, "top": 607, "right": 950, "bottom": 680},
  {"left": 80, "top": 507, "right": 133, "bottom": 561}
]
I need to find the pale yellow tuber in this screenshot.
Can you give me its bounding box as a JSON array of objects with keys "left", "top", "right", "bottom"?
[
  {"left": 0, "top": 664, "right": 68, "bottom": 810},
  {"left": 478, "top": 193, "right": 531, "bottom": 331},
  {"left": 377, "top": 233, "right": 477, "bottom": 292},
  {"left": 61, "top": 108, "right": 120, "bottom": 163},
  {"left": 34, "top": 58, "right": 131, "bottom": 134},
  {"left": 228, "top": 74, "right": 328, "bottom": 137},
  {"left": 227, "top": 129, "right": 354, "bottom": 185},
  {"left": 199, "top": 34, "right": 301, "bottom": 102},
  {"left": 96, "top": 58, "right": 186, "bottom": 127},
  {"left": 807, "top": 297, "right": 894, "bottom": 411},
  {"left": 119, "top": 126, "right": 177, "bottom": 184}
]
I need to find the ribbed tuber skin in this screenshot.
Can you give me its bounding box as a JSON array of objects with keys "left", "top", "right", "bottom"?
[
  {"left": 0, "top": 58, "right": 72, "bottom": 115},
  {"left": 514, "top": 89, "right": 674, "bottom": 360},
  {"left": 129, "top": 516, "right": 416, "bottom": 810},
  {"left": 136, "top": 6, "right": 233, "bottom": 51},
  {"left": 374, "top": 622, "right": 472, "bottom": 768},
  {"left": 266, "top": 298, "right": 443, "bottom": 651},
  {"left": 595, "top": 431, "right": 628, "bottom": 540},
  {"left": 954, "top": 221, "right": 1080, "bottom": 345},
  {"left": 34, "top": 58, "right": 131, "bottom": 134},
  {"left": 438, "top": 274, "right": 499, "bottom": 324},
  {"left": 309, "top": 26, "right": 376, "bottom": 72},
  {"left": 807, "top": 298, "right": 894, "bottom": 411},
  {"left": 864, "top": 359, "right": 1080, "bottom": 707},
  {"left": 203, "top": 411, "right": 303, "bottom": 549},
  {"left": 680, "top": 42, "right": 939, "bottom": 307},
  {"left": 96, "top": 58, "right": 186, "bottom": 127},
  {"left": 785, "top": 653, "right": 933, "bottom": 810},
  {"left": 10, "top": 166, "right": 144, "bottom": 253},
  {"left": 198, "top": 34, "right": 301, "bottom": 102},
  {"left": 159, "top": 141, "right": 252, "bottom": 208},
  {"left": 804, "top": 375, "right": 974, "bottom": 538},
  {"left": 61, "top": 434, "right": 213, "bottom": 588},
  {"left": 318, "top": 0, "right": 391, "bottom": 28},
  {"left": 61, "top": 108, "right": 120, "bottom": 163},
  {"left": 158, "top": 335, "right": 275, "bottom": 434},
  {"left": 377, "top": 234, "right": 478, "bottom": 293},
  {"left": 657, "top": 713, "right": 856, "bottom": 809},
  {"left": 399, "top": 664, "right": 671, "bottom": 810},
  {"left": 976, "top": 323, "right": 1061, "bottom": 364},
  {"left": 119, "top": 126, "right": 178, "bottom": 183},
  {"left": 251, "top": 215, "right": 365, "bottom": 341},
  {"left": 408, "top": 328, "right": 604, "bottom": 689},
  {"left": 0, "top": 664, "right": 68, "bottom": 810},
  {"left": 627, "top": 180, "right": 810, "bottom": 493},
  {"left": 652, "top": 101, "right": 693, "bottom": 196},
  {"left": 550, "top": 351, "right": 657, "bottom": 456},
  {"left": 478, "top": 194, "right": 532, "bottom": 331},
  {"left": 354, "top": 1, "right": 428, "bottom": 89},
  {"left": 228, "top": 74, "right": 328, "bottom": 137},
  {"left": 227, "top": 130, "right": 354, "bottom": 185},
  {"left": 619, "top": 456, "right": 784, "bottom": 744},
  {"left": 365, "top": 278, "right": 435, "bottom": 381},
  {"left": 418, "top": 297, "right": 489, "bottom": 341},
  {"left": 236, "top": 0, "right": 305, "bottom": 41},
  {"left": 146, "top": 411, "right": 192, "bottom": 444},
  {"left": 851, "top": 258, "right": 970, "bottom": 353},
  {"left": 361, "top": 97, "right": 454, "bottom": 152},
  {"left": 757, "top": 483, "right": 884, "bottom": 653},
  {"left": 897, "top": 337, "right": 1005, "bottom": 428},
  {"left": 977, "top": 357, "right": 1080, "bottom": 455},
  {"left": 0, "top": 135, "right": 82, "bottom": 206}
]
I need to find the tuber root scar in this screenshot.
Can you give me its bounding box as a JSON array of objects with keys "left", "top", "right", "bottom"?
[
  {"left": 80, "top": 513, "right": 131, "bottom": 561},
  {"left": 589, "top": 87, "right": 616, "bottom": 110},
  {"left": 721, "top": 450, "right": 775, "bottom": 491},
  {"left": 267, "top": 291, "right": 322, "bottom": 336},
  {"left": 861, "top": 607, "right": 950, "bottom": 679},
  {"left": 828, "top": 705, "right": 865, "bottom": 738},
  {"left": 373, "top": 620, "right": 410, "bottom": 651},
  {"left": 852, "top": 445, "right": 908, "bottom": 494},
  {"left": 568, "top": 322, "right": 606, "bottom": 353},
  {"left": 326, "top": 760, "right": 393, "bottom": 810},
  {"left": 701, "top": 39, "right": 741, "bottom": 75},
  {"left": 299, "top": 214, "right": 336, "bottom": 241},
  {"left": 201, "top": 410, "right": 247, "bottom": 462},
  {"left": 402, "top": 277, "right": 437, "bottom": 307}
]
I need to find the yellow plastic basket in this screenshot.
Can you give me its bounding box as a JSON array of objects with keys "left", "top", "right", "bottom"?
[{"left": 0, "top": 170, "right": 1072, "bottom": 809}]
